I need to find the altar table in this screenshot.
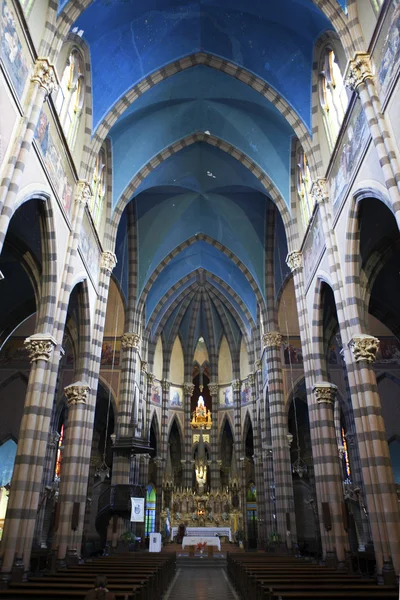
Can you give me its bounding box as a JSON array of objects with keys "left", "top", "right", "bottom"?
[
  {"left": 182, "top": 536, "right": 221, "bottom": 551},
  {"left": 172, "top": 526, "right": 232, "bottom": 542}
]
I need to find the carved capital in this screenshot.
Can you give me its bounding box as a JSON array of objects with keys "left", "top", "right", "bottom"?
[
  {"left": 311, "top": 178, "right": 329, "bottom": 205},
  {"left": 254, "top": 359, "right": 262, "bottom": 372},
  {"left": 24, "top": 333, "right": 57, "bottom": 362},
  {"left": 232, "top": 379, "right": 241, "bottom": 392},
  {"left": 32, "top": 58, "right": 58, "bottom": 95},
  {"left": 64, "top": 381, "right": 90, "bottom": 406},
  {"left": 162, "top": 380, "right": 171, "bottom": 393},
  {"left": 263, "top": 331, "right": 282, "bottom": 348},
  {"left": 287, "top": 433, "right": 294, "bottom": 448},
  {"left": 349, "top": 334, "right": 379, "bottom": 363},
  {"left": 312, "top": 381, "right": 337, "bottom": 405},
  {"left": 121, "top": 332, "right": 141, "bottom": 350},
  {"left": 141, "top": 360, "right": 148, "bottom": 374},
  {"left": 184, "top": 382, "right": 195, "bottom": 396},
  {"left": 345, "top": 52, "right": 373, "bottom": 92},
  {"left": 100, "top": 251, "right": 117, "bottom": 274},
  {"left": 75, "top": 180, "right": 92, "bottom": 207},
  {"left": 146, "top": 372, "right": 155, "bottom": 384},
  {"left": 247, "top": 372, "right": 255, "bottom": 386},
  {"left": 338, "top": 445, "right": 345, "bottom": 460},
  {"left": 208, "top": 383, "right": 219, "bottom": 396},
  {"left": 286, "top": 251, "right": 302, "bottom": 272}
]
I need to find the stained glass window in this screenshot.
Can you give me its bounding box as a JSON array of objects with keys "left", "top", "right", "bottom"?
[
  {"left": 54, "top": 49, "right": 84, "bottom": 151},
  {"left": 90, "top": 147, "right": 106, "bottom": 228},
  {"left": 145, "top": 484, "right": 156, "bottom": 537},
  {"left": 296, "top": 149, "right": 313, "bottom": 227},
  {"left": 342, "top": 428, "right": 351, "bottom": 481},
  {"left": 54, "top": 424, "right": 65, "bottom": 481},
  {"left": 319, "top": 48, "right": 349, "bottom": 150}
]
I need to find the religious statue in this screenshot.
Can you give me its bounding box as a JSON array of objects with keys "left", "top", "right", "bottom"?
[{"left": 191, "top": 395, "right": 212, "bottom": 429}]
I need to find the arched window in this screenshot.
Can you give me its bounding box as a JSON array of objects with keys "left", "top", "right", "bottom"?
[
  {"left": 145, "top": 484, "right": 156, "bottom": 537},
  {"left": 90, "top": 147, "right": 106, "bottom": 228},
  {"left": 0, "top": 438, "right": 17, "bottom": 541},
  {"left": 20, "top": 0, "right": 35, "bottom": 16},
  {"left": 296, "top": 148, "right": 313, "bottom": 227},
  {"left": 55, "top": 49, "right": 84, "bottom": 150},
  {"left": 319, "top": 48, "right": 349, "bottom": 149}
]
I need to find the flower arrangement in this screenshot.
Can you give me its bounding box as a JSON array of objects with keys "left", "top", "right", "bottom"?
[{"left": 196, "top": 541, "right": 207, "bottom": 551}]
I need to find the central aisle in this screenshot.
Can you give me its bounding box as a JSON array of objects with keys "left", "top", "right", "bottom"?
[{"left": 163, "top": 567, "right": 239, "bottom": 600}]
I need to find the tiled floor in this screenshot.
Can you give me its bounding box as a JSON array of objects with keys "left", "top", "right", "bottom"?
[{"left": 163, "top": 567, "right": 240, "bottom": 600}]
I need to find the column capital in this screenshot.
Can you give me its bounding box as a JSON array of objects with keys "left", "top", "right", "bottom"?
[
  {"left": 100, "top": 251, "right": 117, "bottom": 274},
  {"left": 184, "top": 382, "right": 195, "bottom": 396},
  {"left": 141, "top": 360, "right": 148, "bottom": 373},
  {"left": 232, "top": 379, "right": 241, "bottom": 392},
  {"left": 311, "top": 178, "right": 329, "bottom": 205},
  {"left": 24, "top": 333, "right": 57, "bottom": 362},
  {"left": 208, "top": 382, "right": 219, "bottom": 396},
  {"left": 75, "top": 180, "right": 92, "bottom": 208},
  {"left": 64, "top": 381, "right": 90, "bottom": 406},
  {"left": 263, "top": 331, "right": 282, "bottom": 348},
  {"left": 32, "top": 57, "right": 58, "bottom": 96},
  {"left": 345, "top": 52, "right": 373, "bottom": 92},
  {"left": 162, "top": 379, "right": 171, "bottom": 392},
  {"left": 254, "top": 359, "right": 262, "bottom": 372},
  {"left": 286, "top": 251, "right": 302, "bottom": 272},
  {"left": 247, "top": 372, "right": 255, "bottom": 386},
  {"left": 121, "top": 332, "right": 141, "bottom": 350},
  {"left": 287, "top": 433, "right": 294, "bottom": 448},
  {"left": 312, "top": 381, "right": 337, "bottom": 405},
  {"left": 349, "top": 334, "right": 380, "bottom": 363},
  {"left": 146, "top": 372, "right": 155, "bottom": 384}
]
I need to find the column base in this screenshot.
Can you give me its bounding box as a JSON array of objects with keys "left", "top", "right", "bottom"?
[
  {"left": 11, "top": 556, "right": 27, "bottom": 583},
  {"left": 324, "top": 551, "right": 338, "bottom": 569},
  {"left": 382, "top": 559, "right": 396, "bottom": 586},
  {"left": 66, "top": 548, "right": 79, "bottom": 567}
]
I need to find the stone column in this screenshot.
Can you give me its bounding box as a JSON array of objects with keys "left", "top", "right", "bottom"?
[
  {"left": 232, "top": 379, "right": 242, "bottom": 459},
  {"left": 160, "top": 380, "right": 171, "bottom": 475},
  {"left": 183, "top": 382, "right": 195, "bottom": 488},
  {"left": 311, "top": 382, "right": 349, "bottom": 567},
  {"left": 263, "top": 332, "right": 296, "bottom": 549},
  {"left": 346, "top": 53, "right": 400, "bottom": 228},
  {"left": 53, "top": 382, "right": 91, "bottom": 563},
  {"left": 145, "top": 373, "right": 155, "bottom": 443},
  {"left": 0, "top": 59, "right": 58, "bottom": 251},
  {"left": 208, "top": 383, "right": 219, "bottom": 490},
  {"left": 0, "top": 334, "right": 59, "bottom": 576}
]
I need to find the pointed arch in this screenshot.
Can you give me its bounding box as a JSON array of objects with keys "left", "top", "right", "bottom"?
[{"left": 149, "top": 411, "right": 161, "bottom": 455}]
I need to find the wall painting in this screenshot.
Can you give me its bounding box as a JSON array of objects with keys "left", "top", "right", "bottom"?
[
  {"left": 170, "top": 386, "right": 183, "bottom": 408},
  {"left": 1, "top": 0, "right": 29, "bottom": 99},
  {"left": 219, "top": 385, "right": 233, "bottom": 406}
]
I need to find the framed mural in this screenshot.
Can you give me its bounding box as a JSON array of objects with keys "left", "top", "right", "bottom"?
[
  {"left": 329, "top": 99, "right": 369, "bottom": 216},
  {"left": 151, "top": 381, "right": 161, "bottom": 404},
  {"left": 241, "top": 381, "right": 251, "bottom": 405},
  {"left": 34, "top": 107, "right": 74, "bottom": 219},
  {"left": 100, "top": 339, "right": 120, "bottom": 367},
  {"left": 302, "top": 207, "right": 325, "bottom": 288},
  {"left": 375, "top": 1, "right": 400, "bottom": 100},
  {"left": 375, "top": 337, "right": 400, "bottom": 366},
  {"left": 0, "top": 0, "right": 29, "bottom": 99},
  {"left": 219, "top": 385, "right": 233, "bottom": 406},
  {"left": 283, "top": 338, "right": 303, "bottom": 365},
  {"left": 170, "top": 386, "right": 183, "bottom": 407},
  {"left": 0, "top": 337, "right": 29, "bottom": 364}
]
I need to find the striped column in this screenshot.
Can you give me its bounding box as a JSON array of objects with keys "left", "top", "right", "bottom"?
[
  {"left": 250, "top": 372, "right": 267, "bottom": 548},
  {"left": 0, "top": 59, "right": 58, "bottom": 251},
  {"left": 160, "top": 380, "right": 170, "bottom": 472},
  {"left": 311, "top": 382, "right": 349, "bottom": 567},
  {"left": 346, "top": 53, "right": 400, "bottom": 226},
  {"left": 208, "top": 383, "right": 219, "bottom": 490},
  {"left": 232, "top": 379, "right": 242, "bottom": 460},
  {"left": 145, "top": 373, "right": 155, "bottom": 443},
  {"left": 0, "top": 334, "right": 59, "bottom": 576},
  {"left": 53, "top": 382, "right": 91, "bottom": 563},
  {"left": 263, "top": 332, "right": 296, "bottom": 549},
  {"left": 183, "top": 382, "right": 195, "bottom": 488}
]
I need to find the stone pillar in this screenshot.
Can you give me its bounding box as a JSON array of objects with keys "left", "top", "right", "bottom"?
[
  {"left": 145, "top": 372, "right": 155, "bottom": 442},
  {"left": 311, "top": 382, "right": 349, "bottom": 567},
  {"left": 160, "top": 380, "right": 170, "bottom": 476},
  {"left": 183, "top": 382, "right": 195, "bottom": 488},
  {"left": 263, "top": 332, "right": 296, "bottom": 549},
  {"left": 208, "top": 383, "right": 219, "bottom": 490},
  {"left": 53, "top": 382, "right": 91, "bottom": 563},
  {"left": 232, "top": 379, "right": 242, "bottom": 459},
  {"left": 0, "top": 58, "right": 58, "bottom": 251},
  {"left": 0, "top": 334, "right": 59, "bottom": 576},
  {"left": 346, "top": 53, "right": 400, "bottom": 228}
]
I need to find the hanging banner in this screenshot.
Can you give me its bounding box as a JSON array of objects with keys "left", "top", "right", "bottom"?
[{"left": 130, "top": 497, "right": 145, "bottom": 522}]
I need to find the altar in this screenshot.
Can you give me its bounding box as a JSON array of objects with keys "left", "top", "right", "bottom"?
[
  {"left": 172, "top": 526, "right": 232, "bottom": 542},
  {"left": 182, "top": 536, "right": 221, "bottom": 551}
]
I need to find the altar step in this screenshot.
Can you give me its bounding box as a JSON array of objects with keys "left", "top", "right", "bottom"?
[{"left": 176, "top": 556, "right": 227, "bottom": 568}]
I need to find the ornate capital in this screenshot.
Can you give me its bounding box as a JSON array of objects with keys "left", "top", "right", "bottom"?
[
  {"left": 146, "top": 372, "right": 155, "bottom": 384},
  {"left": 345, "top": 52, "right": 373, "bottom": 92},
  {"left": 162, "top": 379, "right": 171, "bottom": 393},
  {"left": 75, "top": 180, "right": 92, "bottom": 207},
  {"left": 263, "top": 331, "right": 282, "bottom": 348},
  {"left": 349, "top": 334, "right": 379, "bottom": 363},
  {"left": 311, "top": 178, "right": 329, "bottom": 205},
  {"left": 247, "top": 372, "right": 255, "bottom": 386},
  {"left": 286, "top": 251, "right": 302, "bottom": 272},
  {"left": 100, "top": 251, "right": 117, "bottom": 274},
  {"left": 254, "top": 359, "right": 262, "bottom": 372},
  {"left": 338, "top": 445, "right": 345, "bottom": 460},
  {"left": 232, "top": 379, "right": 241, "bottom": 392},
  {"left": 32, "top": 58, "right": 58, "bottom": 95},
  {"left": 24, "top": 333, "right": 57, "bottom": 362},
  {"left": 121, "top": 332, "right": 141, "bottom": 350},
  {"left": 208, "top": 383, "right": 219, "bottom": 396},
  {"left": 64, "top": 381, "right": 90, "bottom": 406},
  {"left": 184, "top": 382, "right": 195, "bottom": 396},
  {"left": 312, "top": 381, "right": 337, "bottom": 405},
  {"left": 287, "top": 433, "right": 294, "bottom": 448},
  {"left": 141, "top": 360, "right": 148, "bottom": 374}
]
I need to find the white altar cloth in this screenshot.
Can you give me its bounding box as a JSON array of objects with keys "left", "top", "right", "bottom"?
[
  {"left": 182, "top": 536, "right": 221, "bottom": 551},
  {"left": 171, "top": 526, "right": 232, "bottom": 541}
]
